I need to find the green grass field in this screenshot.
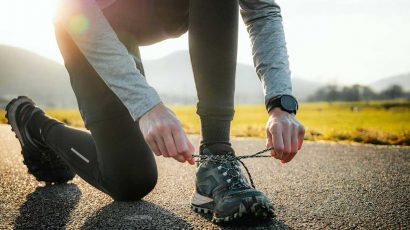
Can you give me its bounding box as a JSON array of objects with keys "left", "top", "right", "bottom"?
[{"left": 1, "top": 101, "right": 409, "bottom": 145}]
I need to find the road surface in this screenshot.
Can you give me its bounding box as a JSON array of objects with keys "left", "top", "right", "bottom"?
[{"left": 0, "top": 124, "right": 409, "bottom": 229}]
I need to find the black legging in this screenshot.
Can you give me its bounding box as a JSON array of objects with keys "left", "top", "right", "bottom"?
[{"left": 49, "top": 0, "right": 238, "bottom": 201}]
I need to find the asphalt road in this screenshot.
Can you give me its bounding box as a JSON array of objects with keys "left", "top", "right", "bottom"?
[{"left": 0, "top": 124, "right": 409, "bottom": 229}]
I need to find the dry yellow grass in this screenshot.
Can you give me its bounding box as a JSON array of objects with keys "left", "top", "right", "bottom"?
[
  {"left": 173, "top": 102, "right": 410, "bottom": 145},
  {"left": 1, "top": 101, "right": 409, "bottom": 145}
]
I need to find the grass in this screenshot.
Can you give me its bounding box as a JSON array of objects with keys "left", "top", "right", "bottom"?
[{"left": 1, "top": 101, "right": 409, "bottom": 146}]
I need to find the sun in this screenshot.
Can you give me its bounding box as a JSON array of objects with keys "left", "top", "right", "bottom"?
[{"left": 0, "top": 0, "right": 64, "bottom": 63}]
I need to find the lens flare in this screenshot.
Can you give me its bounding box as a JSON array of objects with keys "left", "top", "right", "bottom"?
[{"left": 69, "top": 14, "right": 89, "bottom": 35}]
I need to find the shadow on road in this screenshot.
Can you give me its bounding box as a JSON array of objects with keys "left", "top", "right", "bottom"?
[
  {"left": 80, "top": 201, "right": 193, "bottom": 229},
  {"left": 14, "top": 183, "right": 81, "bottom": 230}
]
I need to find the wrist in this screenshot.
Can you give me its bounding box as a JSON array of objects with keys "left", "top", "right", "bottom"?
[
  {"left": 268, "top": 107, "right": 291, "bottom": 117},
  {"left": 139, "top": 102, "right": 164, "bottom": 121},
  {"left": 266, "top": 95, "right": 298, "bottom": 115}
]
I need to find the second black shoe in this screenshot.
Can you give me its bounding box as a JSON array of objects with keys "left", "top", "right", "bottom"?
[{"left": 191, "top": 143, "right": 274, "bottom": 223}]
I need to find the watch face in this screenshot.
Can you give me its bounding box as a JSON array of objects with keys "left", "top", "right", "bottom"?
[{"left": 281, "top": 95, "right": 298, "bottom": 112}]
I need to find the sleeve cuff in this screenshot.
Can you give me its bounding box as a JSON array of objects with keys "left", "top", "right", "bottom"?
[{"left": 128, "top": 91, "right": 162, "bottom": 121}]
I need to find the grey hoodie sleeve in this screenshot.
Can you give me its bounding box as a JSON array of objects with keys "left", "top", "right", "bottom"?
[
  {"left": 239, "top": 0, "right": 293, "bottom": 106},
  {"left": 55, "top": 0, "right": 161, "bottom": 121}
]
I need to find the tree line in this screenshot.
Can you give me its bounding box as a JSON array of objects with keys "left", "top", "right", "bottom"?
[{"left": 308, "top": 84, "right": 410, "bottom": 102}]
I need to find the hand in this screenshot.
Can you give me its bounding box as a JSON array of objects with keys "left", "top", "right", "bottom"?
[
  {"left": 266, "top": 107, "right": 305, "bottom": 163},
  {"left": 139, "top": 103, "right": 195, "bottom": 165}
]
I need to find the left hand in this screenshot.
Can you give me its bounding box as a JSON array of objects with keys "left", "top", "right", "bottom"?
[
  {"left": 266, "top": 107, "right": 305, "bottom": 163},
  {"left": 139, "top": 103, "right": 195, "bottom": 165}
]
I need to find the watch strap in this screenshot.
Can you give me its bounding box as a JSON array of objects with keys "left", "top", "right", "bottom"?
[
  {"left": 266, "top": 96, "right": 282, "bottom": 113},
  {"left": 266, "top": 95, "right": 298, "bottom": 114}
]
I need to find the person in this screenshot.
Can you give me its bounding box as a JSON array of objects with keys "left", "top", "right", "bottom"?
[{"left": 5, "top": 0, "right": 305, "bottom": 223}]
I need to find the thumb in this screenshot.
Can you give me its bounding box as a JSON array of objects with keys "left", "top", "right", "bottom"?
[{"left": 173, "top": 155, "right": 186, "bottom": 163}]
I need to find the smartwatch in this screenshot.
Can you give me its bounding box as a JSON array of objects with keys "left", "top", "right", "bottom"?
[{"left": 266, "top": 95, "right": 298, "bottom": 114}]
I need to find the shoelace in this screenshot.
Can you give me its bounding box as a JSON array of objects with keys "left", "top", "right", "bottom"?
[{"left": 192, "top": 147, "right": 274, "bottom": 189}]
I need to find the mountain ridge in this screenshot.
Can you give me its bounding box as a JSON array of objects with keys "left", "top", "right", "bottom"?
[
  {"left": 143, "top": 50, "right": 323, "bottom": 104},
  {"left": 369, "top": 73, "right": 410, "bottom": 92},
  {"left": 0, "top": 45, "right": 406, "bottom": 108}
]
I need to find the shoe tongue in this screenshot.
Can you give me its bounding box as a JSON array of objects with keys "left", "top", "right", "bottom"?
[{"left": 201, "top": 143, "right": 235, "bottom": 155}]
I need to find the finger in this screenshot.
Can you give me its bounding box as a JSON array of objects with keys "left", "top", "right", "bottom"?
[
  {"left": 155, "top": 136, "right": 169, "bottom": 157},
  {"left": 272, "top": 126, "right": 284, "bottom": 159},
  {"left": 173, "top": 128, "right": 195, "bottom": 165},
  {"left": 145, "top": 134, "right": 162, "bottom": 156},
  {"left": 187, "top": 158, "right": 196, "bottom": 165},
  {"left": 147, "top": 139, "right": 161, "bottom": 156},
  {"left": 298, "top": 125, "right": 305, "bottom": 150},
  {"left": 266, "top": 128, "right": 274, "bottom": 155},
  {"left": 173, "top": 155, "right": 186, "bottom": 163},
  {"left": 188, "top": 140, "right": 195, "bottom": 153},
  {"left": 283, "top": 150, "right": 297, "bottom": 163},
  {"left": 291, "top": 124, "right": 299, "bottom": 154},
  {"left": 282, "top": 124, "right": 291, "bottom": 158},
  {"left": 186, "top": 141, "right": 196, "bottom": 165},
  {"left": 283, "top": 125, "right": 299, "bottom": 163},
  {"left": 182, "top": 139, "right": 194, "bottom": 155},
  {"left": 174, "top": 155, "right": 186, "bottom": 163},
  {"left": 171, "top": 127, "right": 189, "bottom": 154},
  {"left": 163, "top": 131, "right": 178, "bottom": 157},
  {"left": 180, "top": 135, "right": 194, "bottom": 160}
]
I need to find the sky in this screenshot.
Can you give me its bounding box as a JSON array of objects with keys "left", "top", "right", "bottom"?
[{"left": 0, "top": 0, "right": 409, "bottom": 85}]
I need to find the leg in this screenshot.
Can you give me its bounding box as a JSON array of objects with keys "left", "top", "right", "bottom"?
[
  {"left": 42, "top": 0, "right": 191, "bottom": 200},
  {"left": 189, "top": 0, "right": 239, "bottom": 145},
  {"left": 188, "top": 4, "right": 275, "bottom": 221},
  {"left": 35, "top": 20, "right": 158, "bottom": 201},
  {"left": 42, "top": 114, "right": 157, "bottom": 200},
  {"left": 103, "top": 0, "right": 189, "bottom": 46}
]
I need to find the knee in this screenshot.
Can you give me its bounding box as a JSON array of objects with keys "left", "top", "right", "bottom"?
[
  {"left": 105, "top": 170, "right": 158, "bottom": 201},
  {"left": 155, "top": 0, "right": 189, "bottom": 38}
]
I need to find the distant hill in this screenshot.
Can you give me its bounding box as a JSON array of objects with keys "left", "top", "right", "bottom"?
[
  {"left": 0, "top": 45, "right": 76, "bottom": 108},
  {"left": 144, "top": 51, "right": 322, "bottom": 104},
  {"left": 370, "top": 73, "right": 410, "bottom": 92},
  {"left": 0, "top": 46, "right": 321, "bottom": 109}
]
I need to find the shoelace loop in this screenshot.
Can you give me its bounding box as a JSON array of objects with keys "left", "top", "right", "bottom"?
[{"left": 192, "top": 147, "right": 274, "bottom": 189}]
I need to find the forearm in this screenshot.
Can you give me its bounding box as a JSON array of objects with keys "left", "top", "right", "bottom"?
[
  {"left": 240, "top": 0, "right": 293, "bottom": 107},
  {"left": 55, "top": 0, "right": 161, "bottom": 121}
]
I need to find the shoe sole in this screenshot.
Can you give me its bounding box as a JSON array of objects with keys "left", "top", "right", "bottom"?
[{"left": 191, "top": 192, "right": 275, "bottom": 223}]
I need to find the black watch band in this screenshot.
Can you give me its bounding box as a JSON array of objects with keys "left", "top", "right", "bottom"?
[{"left": 266, "top": 95, "right": 298, "bottom": 114}]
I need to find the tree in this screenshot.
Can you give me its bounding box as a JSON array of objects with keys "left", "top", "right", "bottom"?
[
  {"left": 341, "top": 85, "right": 361, "bottom": 101},
  {"left": 380, "top": 85, "right": 404, "bottom": 100},
  {"left": 307, "top": 84, "right": 408, "bottom": 102},
  {"left": 307, "top": 85, "right": 339, "bottom": 102},
  {"left": 362, "top": 86, "right": 377, "bottom": 101},
  {"left": 326, "top": 85, "right": 339, "bottom": 102}
]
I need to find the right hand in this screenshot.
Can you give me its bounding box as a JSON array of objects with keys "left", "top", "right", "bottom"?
[{"left": 139, "top": 103, "right": 195, "bottom": 165}]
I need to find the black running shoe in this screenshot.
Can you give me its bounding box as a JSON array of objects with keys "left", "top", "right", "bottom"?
[
  {"left": 5, "top": 96, "right": 75, "bottom": 183},
  {"left": 191, "top": 143, "right": 274, "bottom": 223}
]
